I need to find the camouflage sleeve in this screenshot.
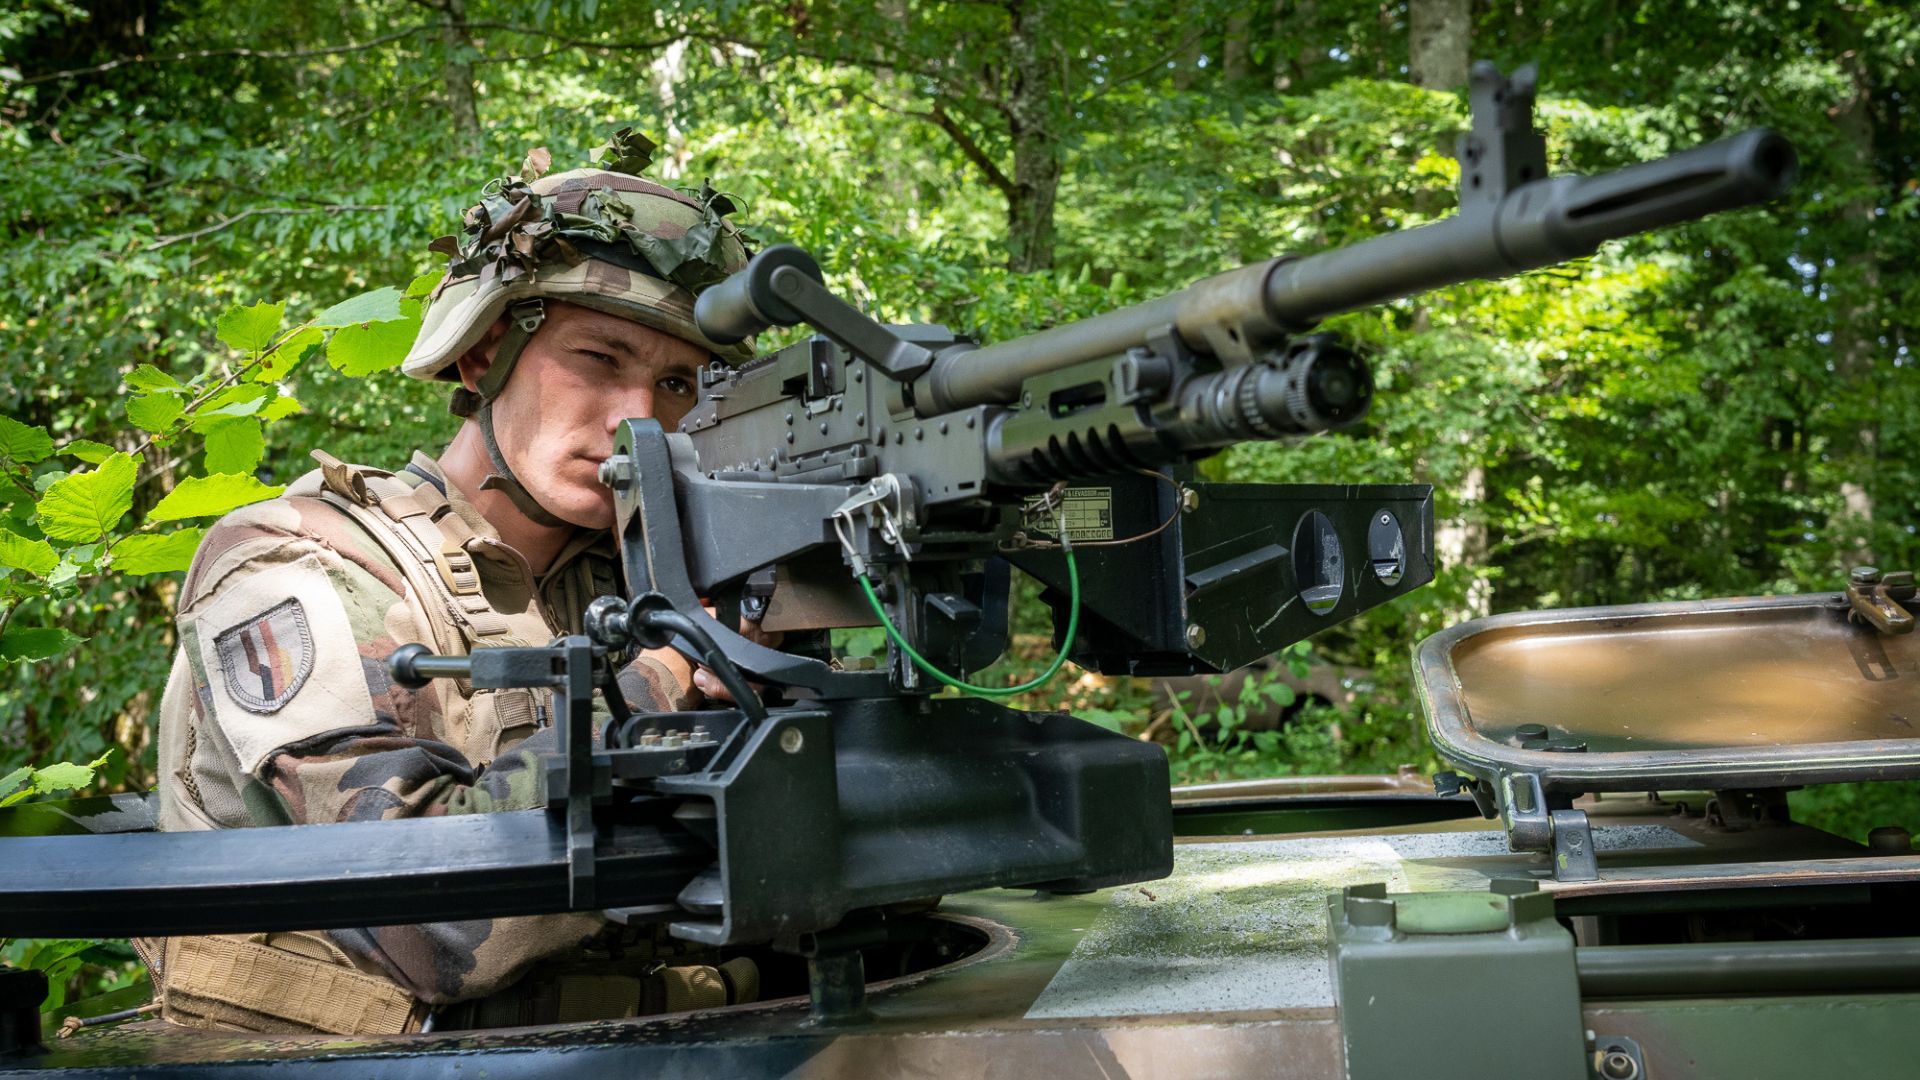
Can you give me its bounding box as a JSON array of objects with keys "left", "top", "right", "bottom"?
[
  {"left": 617, "top": 650, "right": 701, "bottom": 714},
  {"left": 171, "top": 495, "right": 599, "bottom": 1004}
]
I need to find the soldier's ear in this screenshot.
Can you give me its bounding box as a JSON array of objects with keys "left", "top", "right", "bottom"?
[{"left": 453, "top": 318, "right": 511, "bottom": 394}]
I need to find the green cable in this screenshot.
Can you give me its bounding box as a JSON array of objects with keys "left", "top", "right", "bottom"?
[{"left": 855, "top": 541, "right": 1080, "bottom": 698}]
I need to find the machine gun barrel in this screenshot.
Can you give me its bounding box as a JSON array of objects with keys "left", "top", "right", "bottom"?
[{"left": 917, "top": 127, "right": 1796, "bottom": 414}]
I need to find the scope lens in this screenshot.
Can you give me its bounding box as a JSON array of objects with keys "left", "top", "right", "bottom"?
[
  {"left": 1268, "top": 335, "right": 1373, "bottom": 434},
  {"left": 1302, "top": 344, "right": 1370, "bottom": 420}
]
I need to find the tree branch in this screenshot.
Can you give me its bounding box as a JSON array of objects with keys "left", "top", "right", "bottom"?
[
  {"left": 14, "top": 26, "right": 438, "bottom": 86},
  {"left": 926, "top": 100, "right": 1016, "bottom": 199},
  {"left": 146, "top": 205, "right": 391, "bottom": 251},
  {"left": 846, "top": 86, "right": 1014, "bottom": 199},
  {"left": 1076, "top": 25, "right": 1211, "bottom": 107}
]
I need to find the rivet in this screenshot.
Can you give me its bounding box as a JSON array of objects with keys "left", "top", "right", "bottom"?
[
  {"left": 780, "top": 727, "right": 806, "bottom": 754},
  {"left": 1185, "top": 624, "right": 1207, "bottom": 648}
]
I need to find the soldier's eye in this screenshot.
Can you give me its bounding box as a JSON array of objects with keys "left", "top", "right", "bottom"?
[
  {"left": 579, "top": 350, "right": 619, "bottom": 367},
  {"left": 660, "top": 376, "right": 694, "bottom": 397}
]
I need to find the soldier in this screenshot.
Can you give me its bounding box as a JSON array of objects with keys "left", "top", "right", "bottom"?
[{"left": 146, "top": 156, "right": 764, "bottom": 1034}]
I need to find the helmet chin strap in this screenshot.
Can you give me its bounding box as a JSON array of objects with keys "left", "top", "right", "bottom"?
[{"left": 457, "top": 299, "right": 571, "bottom": 530}]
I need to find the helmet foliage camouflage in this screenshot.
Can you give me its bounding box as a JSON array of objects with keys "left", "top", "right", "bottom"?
[{"left": 403, "top": 135, "right": 756, "bottom": 381}]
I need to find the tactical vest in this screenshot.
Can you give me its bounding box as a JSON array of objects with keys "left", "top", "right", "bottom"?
[
  {"left": 302, "top": 451, "right": 559, "bottom": 766},
  {"left": 153, "top": 453, "right": 747, "bottom": 1035}
]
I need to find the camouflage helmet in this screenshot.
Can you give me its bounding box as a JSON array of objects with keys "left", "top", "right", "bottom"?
[
  {"left": 400, "top": 141, "right": 754, "bottom": 527},
  {"left": 402, "top": 158, "right": 756, "bottom": 382}
]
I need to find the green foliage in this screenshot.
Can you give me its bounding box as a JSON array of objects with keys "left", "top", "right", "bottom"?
[
  {"left": 0, "top": 749, "right": 112, "bottom": 808},
  {"left": 0, "top": 0, "right": 1914, "bottom": 883}
]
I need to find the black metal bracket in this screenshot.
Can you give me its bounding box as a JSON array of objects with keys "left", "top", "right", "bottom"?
[
  {"left": 392, "top": 638, "right": 610, "bottom": 908},
  {"left": 0, "top": 967, "right": 46, "bottom": 1057}
]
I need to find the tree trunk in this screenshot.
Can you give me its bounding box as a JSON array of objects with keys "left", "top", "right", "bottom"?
[
  {"left": 1005, "top": 0, "right": 1059, "bottom": 272},
  {"left": 1272, "top": 0, "right": 1318, "bottom": 92},
  {"left": 1223, "top": 9, "right": 1253, "bottom": 83},
  {"left": 1408, "top": 0, "right": 1471, "bottom": 90},
  {"left": 1831, "top": 40, "right": 1879, "bottom": 566},
  {"left": 439, "top": 0, "right": 483, "bottom": 153},
  {"left": 1409, "top": 8, "right": 1485, "bottom": 612}
]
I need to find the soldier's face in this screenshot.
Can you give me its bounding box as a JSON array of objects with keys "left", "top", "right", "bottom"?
[{"left": 457, "top": 302, "right": 705, "bottom": 530}]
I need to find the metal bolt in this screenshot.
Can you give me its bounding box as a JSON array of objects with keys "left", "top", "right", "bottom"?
[
  {"left": 1853, "top": 566, "right": 1883, "bottom": 586},
  {"left": 662, "top": 731, "right": 684, "bottom": 749},
  {"left": 966, "top": 415, "right": 977, "bottom": 429},
  {"left": 1869, "top": 825, "right": 1912, "bottom": 853},
  {"left": 820, "top": 421, "right": 830, "bottom": 435},
  {"left": 1180, "top": 488, "right": 1200, "bottom": 513},
  {"left": 691, "top": 726, "right": 710, "bottom": 743},
  {"left": 1599, "top": 1051, "right": 1638, "bottom": 1079},
  {"left": 939, "top": 420, "right": 949, "bottom": 434},
  {"left": 852, "top": 368, "right": 863, "bottom": 383},
  {"left": 597, "top": 455, "right": 635, "bottom": 491},
  {"left": 784, "top": 412, "right": 794, "bottom": 426},
  {"left": 779, "top": 727, "right": 805, "bottom": 754},
  {"left": 640, "top": 733, "right": 662, "bottom": 747},
  {"left": 856, "top": 412, "right": 866, "bottom": 426},
  {"left": 1185, "top": 624, "right": 1206, "bottom": 648},
  {"left": 1021, "top": 391, "right": 1033, "bottom": 408},
  {"left": 786, "top": 432, "right": 795, "bottom": 444}
]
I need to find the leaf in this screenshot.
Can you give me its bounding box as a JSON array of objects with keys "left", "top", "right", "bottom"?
[
  {"left": 0, "top": 766, "right": 27, "bottom": 800},
  {"left": 311, "top": 287, "right": 405, "bottom": 329},
  {"left": 63, "top": 439, "right": 116, "bottom": 464},
  {"left": 113, "top": 528, "right": 204, "bottom": 575},
  {"left": 127, "top": 392, "right": 186, "bottom": 433},
  {"left": 46, "top": 556, "right": 81, "bottom": 588},
  {"left": 36, "top": 453, "right": 136, "bottom": 542},
  {"left": 0, "top": 529, "right": 58, "bottom": 576},
  {"left": 189, "top": 385, "right": 269, "bottom": 427},
  {"left": 28, "top": 760, "right": 96, "bottom": 794},
  {"left": 125, "top": 364, "right": 186, "bottom": 393},
  {"left": 520, "top": 145, "right": 552, "bottom": 181},
  {"left": 148, "top": 472, "right": 284, "bottom": 522},
  {"left": 0, "top": 625, "right": 85, "bottom": 662},
  {"left": 404, "top": 270, "right": 444, "bottom": 300},
  {"left": 328, "top": 311, "right": 422, "bottom": 377},
  {"left": 203, "top": 418, "right": 265, "bottom": 474},
  {"left": 249, "top": 326, "right": 324, "bottom": 382},
  {"left": 216, "top": 300, "right": 287, "bottom": 354},
  {"left": 258, "top": 395, "right": 303, "bottom": 422},
  {"left": 0, "top": 416, "right": 54, "bottom": 464}
]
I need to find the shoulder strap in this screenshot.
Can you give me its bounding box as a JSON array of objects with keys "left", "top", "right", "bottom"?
[{"left": 307, "top": 451, "right": 513, "bottom": 654}]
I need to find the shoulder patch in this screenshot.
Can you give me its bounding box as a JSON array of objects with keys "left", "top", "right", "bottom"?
[{"left": 214, "top": 598, "right": 315, "bottom": 714}]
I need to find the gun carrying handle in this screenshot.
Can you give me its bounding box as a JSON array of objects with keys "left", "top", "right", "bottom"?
[{"left": 694, "top": 244, "right": 824, "bottom": 345}]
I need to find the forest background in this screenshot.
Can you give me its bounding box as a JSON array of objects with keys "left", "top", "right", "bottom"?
[{"left": 2, "top": 0, "right": 1917, "bottom": 1009}]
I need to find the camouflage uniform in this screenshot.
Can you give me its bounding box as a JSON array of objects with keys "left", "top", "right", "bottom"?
[
  {"left": 153, "top": 454, "right": 695, "bottom": 1015},
  {"left": 151, "top": 155, "right": 757, "bottom": 1032}
]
